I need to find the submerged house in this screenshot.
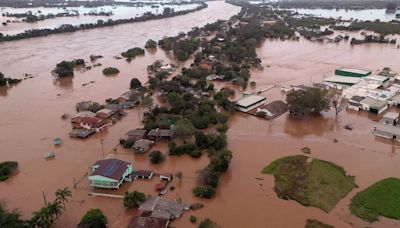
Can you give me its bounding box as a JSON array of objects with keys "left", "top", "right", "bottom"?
[
  {"left": 76, "top": 117, "right": 108, "bottom": 132},
  {"left": 138, "top": 196, "right": 189, "bottom": 220},
  {"left": 123, "top": 129, "right": 147, "bottom": 141},
  {"left": 256, "top": 100, "right": 288, "bottom": 119},
  {"left": 360, "top": 97, "right": 389, "bottom": 114},
  {"left": 89, "top": 159, "right": 133, "bottom": 189},
  {"left": 132, "top": 139, "right": 154, "bottom": 153},
  {"left": 96, "top": 108, "right": 115, "bottom": 119},
  {"left": 128, "top": 213, "right": 169, "bottom": 228},
  {"left": 147, "top": 128, "right": 173, "bottom": 141},
  {"left": 71, "top": 111, "right": 96, "bottom": 124},
  {"left": 347, "top": 96, "right": 365, "bottom": 111},
  {"left": 236, "top": 95, "right": 267, "bottom": 112}
]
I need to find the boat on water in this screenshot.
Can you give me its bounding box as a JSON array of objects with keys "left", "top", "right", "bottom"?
[
  {"left": 53, "top": 138, "right": 62, "bottom": 145},
  {"left": 44, "top": 152, "right": 55, "bottom": 159}
]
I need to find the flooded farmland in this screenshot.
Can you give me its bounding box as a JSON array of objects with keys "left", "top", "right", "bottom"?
[{"left": 0, "top": 1, "right": 400, "bottom": 228}]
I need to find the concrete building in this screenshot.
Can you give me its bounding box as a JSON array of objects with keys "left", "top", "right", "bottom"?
[
  {"left": 381, "top": 112, "right": 399, "bottom": 126},
  {"left": 373, "top": 124, "right": 400, "bottom": 140},
  {"left": 255, "top": 100, "right": 288, "bottom": 119},
  {"left": 364, "top": 75, "right": 390, "bottom": 88},
  {"left": 335, "top": 68, "right": 372, "bottom": 77},
  {"left": 360, "top": 97, "right": 389, "bottom": 114},
  {"left": 235, "top": 95, "right": 267, "bottom": 112},
  {"left": 347, "top": 96, "right": 364, "bottom": 111},
  {"left": 323, "top": 76, "right": 362, "bottom": 89}
]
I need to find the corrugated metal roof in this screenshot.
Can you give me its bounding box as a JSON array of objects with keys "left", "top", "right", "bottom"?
[
  {"left": 323, "top": 76, "right": 362, "bottom": 84},
  {"left": 236, "top": 95, "right": 266, "bottom": 108}
]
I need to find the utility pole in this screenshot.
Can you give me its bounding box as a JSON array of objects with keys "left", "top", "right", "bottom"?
[{"left": 101, "top": 139, "right": 104, "bottom": 158}]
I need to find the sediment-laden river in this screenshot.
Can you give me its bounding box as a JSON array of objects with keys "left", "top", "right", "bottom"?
[{"left": 0, "top": 1, "right": 399, "bottom": 227}]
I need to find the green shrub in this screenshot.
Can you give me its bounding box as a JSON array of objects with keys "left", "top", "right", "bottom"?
[
  {"left": 192, "top": 185, "right": 215, "bottom": 198},
  {"left": 190, "top": 215, "right": 197, "bottom": 224},
  {"left": 149, "top": 150, "right": 165, "bottom": 164},
  {"left": 102, "top": 67, "right": 120, "bottom": 75}
]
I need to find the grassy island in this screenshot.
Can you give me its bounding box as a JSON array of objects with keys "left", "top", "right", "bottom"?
[
  {"left": 350, "top": 177, "right": 400, "bottom": 222},
  {"left": 262, "top": 155, "right": 357, "bottom": 212}
]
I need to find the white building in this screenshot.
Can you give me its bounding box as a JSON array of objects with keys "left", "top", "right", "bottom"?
[{"left": 236, "top": 95, "right": 267, "bottom": 112}]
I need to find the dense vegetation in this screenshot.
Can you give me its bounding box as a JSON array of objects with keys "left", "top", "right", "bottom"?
[
  {"left": 262, "top": 155, "right": 357, "bottom": 212},
  {"left": 121, "top": 47, "right": 145, "bottom": 58},
  {"left": 350, "top": 177, "right": 400, "bottom": 222},
  {"left": 145, "top": 39, "right": 157, "bottom": 49},
  {"left": 53, "top": 59, "right": 85, "bottom": 77},
  {"left": 275, "top": 0, "right": 400, "bottom": 9},
  {"left": 123, "top": 191, "right": 146, "bottom": 208},
  {"left": 286, "top": 87, "right": 332, "bottom": 117},
  {"left": 148, "top": 150, "right": 165, "bottom": 164},
  {"left": 0, "top": 161, "right": 18, "bottom": 181},
  {"left": 102, "top": 67, "right": 120, "bottom": 75},
  {"left": 332, "top": 21, "right": 400, "bottom": 35},
  {"left": 78, "top": 208, "right": 107, "bottom": 228}
]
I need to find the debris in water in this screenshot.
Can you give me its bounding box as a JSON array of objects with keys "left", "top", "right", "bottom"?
[{"left": 301, "top": 147, "right": 311, "bottom": 154}]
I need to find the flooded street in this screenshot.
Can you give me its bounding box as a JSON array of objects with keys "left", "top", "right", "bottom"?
[{"left": 1, "top": 1, "right": 400, "bottom": 227}]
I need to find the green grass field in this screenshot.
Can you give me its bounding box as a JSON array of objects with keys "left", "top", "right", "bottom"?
[
  {"left": 305, "top": 219, "right": 334, "bottom": 228},
  {"left": 262, "top": 155, "right": 357, "bottom": 213},
  {"left": 350, "top": 177, "right": 400, "bottom": 222}
]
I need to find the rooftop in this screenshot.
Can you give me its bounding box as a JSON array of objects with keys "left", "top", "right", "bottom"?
[
  {"left": 139, "top": 196, "right": 188, "bottom": 219},
  {"left": 350, "top": 95, "right": 365, "bottom": 103},
  {"left": 128, "top": 216, "right": 168, "bottom": 228},
  {"left": 323, "top": 75, "right": 362, "bottom": 85},
  {"left": 91, "top": 159, "right": 130, "bottom": 181},
  {"left": 236, "top": 95, "right": 266, "bottom": 108},
  {"left": 383, "top": 112, "right": 399, "bottom": 120},
  {"left": 375, "top": 124, "right": 400, "bottom": 135},
  {"left": 256, "top": 100, "right": 287, "bottom": 117},
  {"left": 336, "top": 68, "right": 371, "bottom": 75},
  {"left": 365, "top": 75, "right": 390, "bottom": 83},
  {"left": 126, "top": 129, "right": 147, "bottom": 136}
]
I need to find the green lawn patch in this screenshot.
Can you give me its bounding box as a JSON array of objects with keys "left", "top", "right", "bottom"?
[
  {"left": 262, "top": 155, "right": 356, "bottom": 212},
  {"left": 305, "top": 219, "right": 334, "bottom": 228},
  {"left": 261, "top": 155, "right": 306, "bottom": 174},
  {"left": 306, "top": 159, "right": 357, "bottom": 212},
  {"left": 350, "top": 177, "right": 400, "bottom": 222}
]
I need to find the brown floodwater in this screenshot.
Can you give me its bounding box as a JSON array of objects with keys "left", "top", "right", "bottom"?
[{"left": 1, "top": 2, "right": 400, "bottom": 227}]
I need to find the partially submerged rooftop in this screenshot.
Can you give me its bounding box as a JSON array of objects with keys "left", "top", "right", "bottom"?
[
  {"left": 91, "top": 159, "right": 131, "bottom": 181},
  {"left": 139, "top": 196, "right": 189, "bottom": 220},
  {"left": 236, "top": 94, "right": 266, "bottom": 108}
]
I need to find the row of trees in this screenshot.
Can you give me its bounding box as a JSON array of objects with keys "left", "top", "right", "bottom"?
[{"left": 0, "top": 3, "right": 208, "bottom": 42}]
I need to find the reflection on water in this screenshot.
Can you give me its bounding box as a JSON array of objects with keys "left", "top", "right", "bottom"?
[{"left": 283, "top": 114, "right": 335, "bottom": 137}]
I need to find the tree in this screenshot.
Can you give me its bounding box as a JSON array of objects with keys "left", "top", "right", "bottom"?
[
  {"left": 149, "top": 150, "right": 165, "bottom": 164},
  {"left": 123, "top": 191, "right": 146, "bottom": 208},
  {"left": 174, "top": 118, "right": 196, "bottom": 142},
  {"left": 78, "top": 208, "right": 107, "bottom": 228},
  {"left": 250, "top": 81, "right": 256, "bottom": 92},
  {"left": 0, "top": 202, "right": 28, "bottom": 228},
  {"left": 286, "top": 87, "right": 331, "bottom": 117},
  {"left": 199, "top": 218, "right": 220, "bottom": 228},
  {"left": 130, "top": 78, "right": 142, "bottom": 89},
  {"left": 47, "top": 201, "right": 62, "bottom": 220},
  {"left": 55, "top": 187, "right": 72, "bottom": 210},
  {"left": 102, "top": 67, "right": 119, "bottom": 75},
  {"left": 192, "top": 185, "right": 215, "bottom": 198},
  {"left": 145, "top": 39, "right": 157, "bottom": 49}
]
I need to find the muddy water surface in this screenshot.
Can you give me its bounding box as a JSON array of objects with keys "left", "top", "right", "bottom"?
[{"left": 1, "top": 2, "right": 400, "bottom": 227}]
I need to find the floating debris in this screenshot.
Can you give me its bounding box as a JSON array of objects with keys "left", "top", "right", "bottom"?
[{"left": 301, "top": 147, "right": 311, "bottom": 154}]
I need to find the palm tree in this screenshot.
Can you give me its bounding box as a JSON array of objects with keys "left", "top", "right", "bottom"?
[
  {"left": 32, "top": 206, "right": 52, "bottom": 228},
  {"left": 47, "top": 201, "right": 63, "bottom": 220},
  {"left": 55, "top": 187, "right": 72, "bottom": 210}
]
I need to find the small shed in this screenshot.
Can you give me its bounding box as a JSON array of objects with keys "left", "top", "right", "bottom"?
[
  {"left": 132, "top": 139, "right": 154, "bottom": 154},
  {"left": 132, "top": 170, "right": 154, "bottom": 179},
  {"left": 160, "top": 173, "right": 173, "bottom": 182}
]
